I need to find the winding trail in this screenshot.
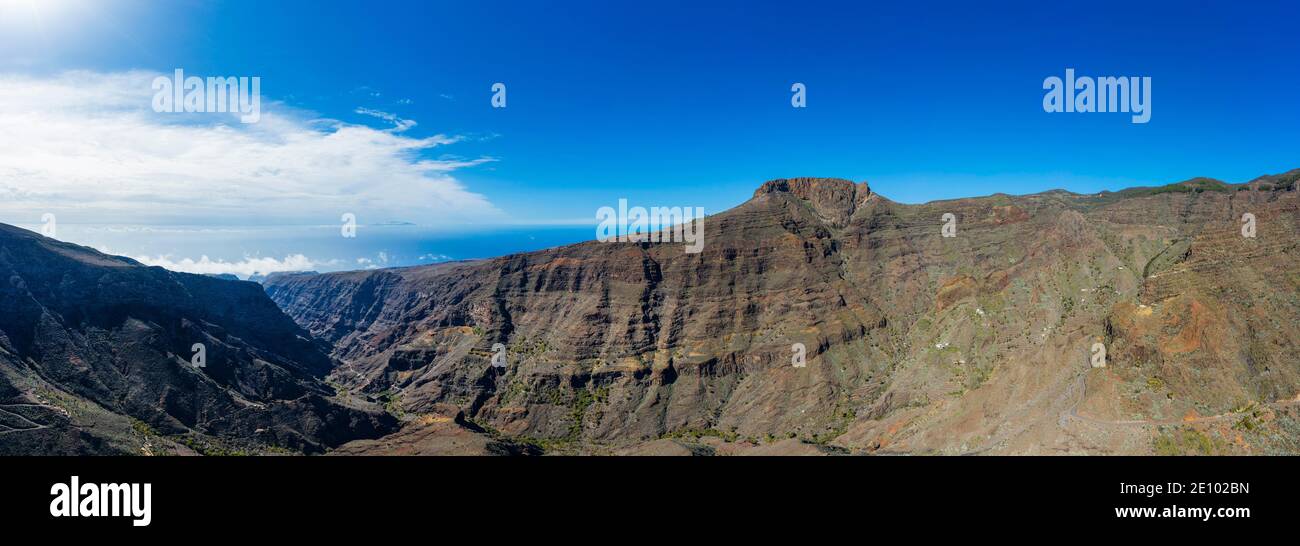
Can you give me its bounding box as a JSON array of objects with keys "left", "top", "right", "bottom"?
[{"left": 0, "top": 403, "right": 54, "bottom": 436}]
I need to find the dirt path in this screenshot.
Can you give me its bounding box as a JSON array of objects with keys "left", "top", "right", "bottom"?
[{"left": 0, "top": 403, "right": 52, "bottom": 435}]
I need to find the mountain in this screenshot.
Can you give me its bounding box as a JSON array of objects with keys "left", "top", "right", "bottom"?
[
  {"left": 0, "top": 224, "right": 396, "bottom": 455},
  {"left": 265, "top": 170, "right": 1300, "bottom": 455}
]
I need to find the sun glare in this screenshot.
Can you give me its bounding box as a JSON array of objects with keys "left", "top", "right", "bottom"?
[
  {"left": 0, "top": 0, "right": 74, "bottom": 32},
  {"left": 0, "top": 0, "right": 43, "bottom": 13}
]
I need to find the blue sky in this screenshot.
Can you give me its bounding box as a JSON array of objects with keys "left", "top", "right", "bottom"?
[
  {"left": 1, "top": 0, "right": 1297, "bottom": 275},
  {"left": 9, "top": 1, "right": 1300, "bottom": 210}
]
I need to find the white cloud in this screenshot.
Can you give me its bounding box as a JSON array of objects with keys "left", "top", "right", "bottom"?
[
  {"left": 355, "top": 107, "right": 417, "bottom": 133},
  {"left": 132, "top": 253, "right": 318, "bottom": 279},
  {"left": 0, "top": 70, "right": 505, "bottom": 226}
]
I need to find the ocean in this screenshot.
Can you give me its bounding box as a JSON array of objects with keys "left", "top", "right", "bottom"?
[{"left": 8, "top": 222, "right": 596, "bottom": 280}]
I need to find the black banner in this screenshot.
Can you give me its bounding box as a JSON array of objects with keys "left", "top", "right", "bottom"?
[{"left": 0, "top": 456, "right": 1287, "bottom": 537}]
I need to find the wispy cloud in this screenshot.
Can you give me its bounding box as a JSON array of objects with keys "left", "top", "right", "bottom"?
[
  {"left": 354, "top": 107, "right": 418, "bottom": 133},
  {"left": 0, "top": 70, "right": 504, "bottom": 226}
]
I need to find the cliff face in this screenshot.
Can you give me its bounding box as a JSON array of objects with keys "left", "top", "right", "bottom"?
[
  {"left": 0, "top": 224, "right": 395, "bottom": 455},
  {"left": 266, "top": 172, "right": 1300, "bottom": 454}
]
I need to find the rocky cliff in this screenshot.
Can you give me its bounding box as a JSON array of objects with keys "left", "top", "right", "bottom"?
[
  {"left": 266, "top": 172, "right": 1300, "bottom": 455},
  {"left": 0, "top": 224, "right": 396, "bottom": 455}
]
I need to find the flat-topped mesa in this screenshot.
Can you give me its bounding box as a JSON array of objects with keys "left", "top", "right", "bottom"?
[{"left": 752, "top": 177, "right": 871, "bottom": 227}]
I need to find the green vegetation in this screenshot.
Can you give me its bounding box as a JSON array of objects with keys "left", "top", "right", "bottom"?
[
  {"left": 975, "top": 292, "right": 1007, "bottom": 316},
  {"left": 1268, "top": 170, "right": 1299, "bottom": 191},
  {"left": 378, "top": 390, "right": 404, "bottom": 418},
  {"left": 1231, "top": 402, "right": 1266, "bottom": 432},
  {"left": 662, "top": 427, "right": 741, "bottom": 443},
  {"left": 812, "top": 406, "right": 857, "bottom": 445},
  {"left": 130, "top": 418, "right": 158, "bottom": 438},
  {"left": 1153, "top": 427, "right": 1223, "bottom": 456},
  {"left": 502, "top": 385, "right": 612, "bottom": 453},
  {"left": 326, "top": 380, "right": 350, "bottom": 399},
  {"left": 566, "top": 387, "right": 608, "bottom": 441},
  {"left": 905, "top": 395, "right": 931, "bottom": 409},
  {"left": 509, "top": 336, "right": 551, "bottom": 358},
  {"left": 517, "top": 436, "right": 568, "bottom": 453},
  {"left": 35, "top": 387, "right": 82, "bottom": 420},
  {"left": 497, "top": 380, "right": 529, "bottom": 405},
  {"left": 1118, "top": 178, "right": 1232, "bottom": 198},
  {"left": 175, "top": 435, "right": 252, "bottom": 457},
  {"left": 969, "top": 361, "right": 994, "bottom": 389}
]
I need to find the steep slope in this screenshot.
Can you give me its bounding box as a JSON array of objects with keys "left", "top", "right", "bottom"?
[
  {"left": 0, "top": 224, "right": 396, "bottom": 455},
  {"left": 267, "top": 172, "right": 1300, "bottom": 455}
]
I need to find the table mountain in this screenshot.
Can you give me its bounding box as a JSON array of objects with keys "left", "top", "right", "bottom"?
[{"left": 261, "top": 170, "right": 1295, "bottom": 454}]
